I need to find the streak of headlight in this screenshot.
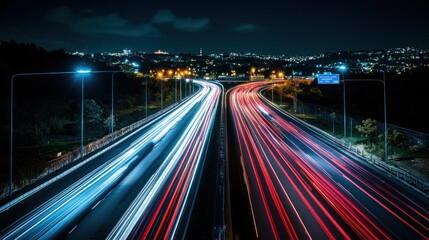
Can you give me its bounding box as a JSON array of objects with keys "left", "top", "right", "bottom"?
[{"left": 108, "top": 81, "right": 220, "bottom": 239}]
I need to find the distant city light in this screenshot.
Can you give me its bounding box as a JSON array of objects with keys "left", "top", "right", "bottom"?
[
  {"left": 338, "top": 65, "right": 347, "bottom": 71},
  {"left": 154, "top": 50, "right": 169, "bottom": 55}
]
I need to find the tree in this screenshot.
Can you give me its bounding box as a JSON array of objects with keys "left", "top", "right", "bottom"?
[
  {"left": 387, "top": 129, "right": 405, "bottom": 148},
  {"left": 356, "top": 118, "right": 387, "bottom": 159},
  {"left": 104, "top": 114, "right": 116, "bottom": 133},
  {"left": 281, "top": 79, "right": 301, "bottom": 113},
  {"left": 85, "top": 99, "right": 104, "bottom": 124},
  {"left": 49, "top": 116, "right": 65, "bottom": 134},
  {"left": 385, "top": 129, "right": 406, "bottom": 157},
  {"left": 356, "top": 118, "right": 378, "bottom": 143}
]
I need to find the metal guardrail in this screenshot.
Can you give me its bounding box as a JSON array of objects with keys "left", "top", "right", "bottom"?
[
  {"left": 346, "top": 143, "right": 429, "bottom": 196},
  {"left": 46, "top": 105, "right": 175, "bottom": 170}
]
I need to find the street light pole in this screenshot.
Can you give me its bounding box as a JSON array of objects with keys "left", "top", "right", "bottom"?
[
  {"left": 338, "top": 65, "right": 387, "bottom": 160},
  {"left": 278, "top": 72, "right": 284, "bottom": 106},
  {"left": 111, "top": 72, "right": 117, "bottom": 142},
  {"left": 337, "top": 66, "right": 347, "bottom": 144},
  {"left": 175, "top": 78, "right": 178, "bottom": 103},
  {"left": 157, "top": 72, "right": 164, "bottom": 110},
  {"left": 342, "top": 73, "right": 347, "bottom": 144},
  {"left": 145, "top": 77, "right": 148, "bottom": 118},
  {"left": 180, "top": 78, "right": 182, "bottom": 100},
  {"left": 271, "top": 81, "right": 274, "bottom": 102},
  {"left": 382, "top": 71, "right": 387, "bottom": 161},
  {"left": 293, "top": 77, "right": 298, "bottom": 113},
  {"left": 81, "top": 74, "right": 84, "bottom": 159},
  {"left": 10, "top": 74, "right": 15, "bottom": 196}
]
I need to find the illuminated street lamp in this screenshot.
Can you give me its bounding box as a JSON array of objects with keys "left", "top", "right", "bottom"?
[
  {"left": 167, "top": 70, "right": 178, "bottom": 104},
  {"left": 145, "top": 76, "right": 148, "bottom": 118},
  {"left": 179, "top": 72, "right": 184, "bottom": 100},
  {"left": 77, "top": 69, "right": 91, "bottom": 161},
  {"left": 337, "top": 65, "right": 388, "bottom": 160},
  {"left": 157, "top": 72, "right": 164, "bottom": 109},
  {"left": 278, "top": 72, "right": 284, "bottom": 105},
  {"left": 338, "top": 65, "right": 347, "bottom": 143},
  {"left": 251, "top": 67, "right": 256, "bottom": 76}
]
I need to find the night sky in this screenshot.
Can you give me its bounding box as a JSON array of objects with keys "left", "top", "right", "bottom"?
[{"left": 1, "top": 0, "right": 428, "bottom": 55}]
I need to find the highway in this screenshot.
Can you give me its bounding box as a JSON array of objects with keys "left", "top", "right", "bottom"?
[
  {"left": 0, "top": 80, "right": 221, "bottom": 239},
  {"left": 228, "top": 81, "right": 429, "bottom": 240}
]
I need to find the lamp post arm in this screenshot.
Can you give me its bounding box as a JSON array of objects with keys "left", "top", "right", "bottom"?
[{"left": 109, "top": 71, "right": 127, "bottom": 139}]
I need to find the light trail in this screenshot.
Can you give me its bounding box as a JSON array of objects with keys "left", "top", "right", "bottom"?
[
  {"left": 229, "top": 81, "right": 429, "bottom": 239},
  {"left": 108, "top": 80, "right": 221, "bottom": 239}
]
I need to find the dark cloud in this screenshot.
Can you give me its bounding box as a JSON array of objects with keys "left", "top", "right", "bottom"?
[
  {"left": 152, "top": 9, "right": 209, "bottom": 32},
  {"left": 233, "top": 24, "right": 263, "bottom": 33},
  {"left": 47, "top": 7, "right": 160, "bottom": 37},
  {"left": 80, "top": 9, "right": 94, "bottom": 14},
  {"left": 46, "top": 6, "right": 74, "bottom": 23}
]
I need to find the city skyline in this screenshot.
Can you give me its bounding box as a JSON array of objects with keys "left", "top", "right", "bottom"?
[{"left": 1, "top": 0, "right": 428, "bottom": 55}]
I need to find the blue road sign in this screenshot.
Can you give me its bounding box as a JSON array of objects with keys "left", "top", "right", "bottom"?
[{"left": 318, "top": 74, "right": 340, "bottom": 84}]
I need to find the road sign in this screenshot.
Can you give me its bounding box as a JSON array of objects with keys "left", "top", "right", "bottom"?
[{"left": 318, "top": 74, "right": 340, "bottom": 84}]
